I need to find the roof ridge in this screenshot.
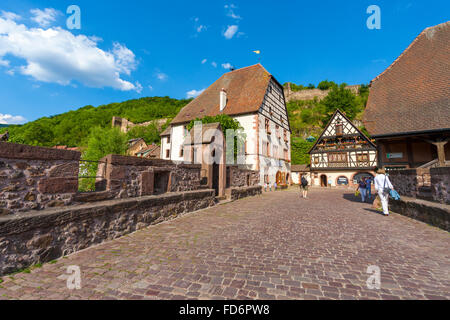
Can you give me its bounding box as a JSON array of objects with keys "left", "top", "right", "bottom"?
[
  {"left": 370, "top": 21, "right": 450, "bottom": 85},
  {"left": 224, "top": 63, "right": 270, "bottom": 76}
]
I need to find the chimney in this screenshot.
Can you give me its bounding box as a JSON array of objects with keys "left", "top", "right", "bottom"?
[{"left": 220, "top": 88, "right": 227, "bottom": 112}]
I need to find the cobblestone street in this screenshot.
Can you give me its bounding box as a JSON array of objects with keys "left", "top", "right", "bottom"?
[{"left": 0, "top": 188, "right": 449, "bottom": 300}]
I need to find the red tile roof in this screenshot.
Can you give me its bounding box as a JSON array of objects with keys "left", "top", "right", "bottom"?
[
  {"left": 171, "top": 64, "right": 273, "bottom": 125},
  {"left": 363, "top": 21, "right": 450, "bottom": 137}
]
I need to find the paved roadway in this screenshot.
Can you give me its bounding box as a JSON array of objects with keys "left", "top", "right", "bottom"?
[{"left": 0, "top": 188, "right": 449, "bottom": 300}]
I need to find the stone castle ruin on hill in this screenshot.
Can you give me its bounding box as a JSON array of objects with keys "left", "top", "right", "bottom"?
[{"left": 283, "top": 83, "right": 360, "bottom": 102}]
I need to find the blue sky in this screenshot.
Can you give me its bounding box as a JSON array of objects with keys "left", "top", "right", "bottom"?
[{"left": 0, "top": 0, "right": 448, "bottom": 124}]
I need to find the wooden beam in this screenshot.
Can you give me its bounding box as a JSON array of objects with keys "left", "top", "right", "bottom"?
[{"left": 432, "top": 141, "right": 448, "bottom": 167}]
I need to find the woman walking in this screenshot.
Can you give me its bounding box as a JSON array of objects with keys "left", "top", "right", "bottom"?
[
  {"left": 374, "top": 168, "right": 394, "bottom": 216},
  {"left": 357, "top": 178, "right": 367, "bottom": 202}
]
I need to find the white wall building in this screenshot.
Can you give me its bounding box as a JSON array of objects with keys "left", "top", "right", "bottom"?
[{"left": 161, "top": 64, "right": 291, "bottom": 186}]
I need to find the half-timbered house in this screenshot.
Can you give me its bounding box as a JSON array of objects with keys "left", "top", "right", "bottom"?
[
  {"left": 161, "top": 64, "right": 291, "bottom": 191},
  {"left": 309, "top": 109, "right": 377, "bottom": 187}
]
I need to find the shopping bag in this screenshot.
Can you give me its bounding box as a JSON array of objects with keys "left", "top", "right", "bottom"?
[
  {"left": 372, "top": 195, "right": 382, "bottom": 209},
  {"left": 389, "top": 189, "right": 401, "bottom": 200},
  {"left": 355, "top": 189, "right": 360, "bottom": 197}
]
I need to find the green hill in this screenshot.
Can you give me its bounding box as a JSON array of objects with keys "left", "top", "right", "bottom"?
[
  {"left": 0, "top": 96, "right": 192, "bottom": 148},
  {"left": 0, "top": 82, "right": 369, "bottom": 167}
]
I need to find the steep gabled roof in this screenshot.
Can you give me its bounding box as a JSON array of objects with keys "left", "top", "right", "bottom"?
[
  {"left": 171, "top": 64, "right": 274, "bottom": 125},
  {"left": 160, "top": 127, "right": 171, "bottom": 136},
  {"left": 363, "top": 21, "right": 450, "bottom": 137},
  {"left": 309, "top": 109, "right": 376, "bottom": 154}
]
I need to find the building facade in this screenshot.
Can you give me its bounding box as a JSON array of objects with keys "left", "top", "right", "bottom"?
[
  {"left": 309, "top": 109, "right": 377, "bottom": 187},
  {"left": 160, "top": 64, "right": 291, "bottom": 186},
  {"left": 363, "top": 21, "right": 450, "bottom": 169}
]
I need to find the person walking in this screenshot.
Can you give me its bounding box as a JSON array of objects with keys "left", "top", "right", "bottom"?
[
  {"left": 300, "top": 174, "right": 309, "bottom": 198},
  {"left": 328, "top": 177, "right": 332, "bottom": 188},
  {"left": 357, "top": 177, "right": 367, "bottom": 202},
  {"left": 366, "top": 177, "right": 373, "bottom": 200},
  {"left": 274, "top": 181, "right": 277, "bottom": 191},
  {"left": 374, "top": 168, "right": 394, "bottom": 216}
]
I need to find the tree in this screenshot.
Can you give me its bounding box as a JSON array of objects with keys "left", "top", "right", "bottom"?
[
  {"left": 80, "top": 127, "right": 128, "bottom": 191},
  {"left": 291, "top": 138, "right": 315, "bottom": 165},
  {"left": 317, "top": 80, "right": 337, "bottom": 91},
  {"left": 126, "top": 121, "right": 165, "bottom": 146},
  {"left": 320, "top": 84, "right": 361, "bottom": 124}
]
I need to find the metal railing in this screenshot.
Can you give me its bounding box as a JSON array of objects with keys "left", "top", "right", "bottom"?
[{"left": 78, "top": 159, "right": 107, "bottom": 192}]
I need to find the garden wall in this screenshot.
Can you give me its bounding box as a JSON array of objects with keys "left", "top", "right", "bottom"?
[
  {"left": 0, "top": 189, "right": 215, "bottom": 276},
  {"left": 0, "top": 142, "right": 81, "bottom": 214}
]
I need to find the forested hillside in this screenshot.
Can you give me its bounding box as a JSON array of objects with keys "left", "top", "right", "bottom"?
[{"left": 0, "top": 97, "right": 191, "bottom": 148}]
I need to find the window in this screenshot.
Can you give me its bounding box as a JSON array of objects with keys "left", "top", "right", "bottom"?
[
  {"left": 167, "top": 135, "right": 171, "bottom": 143},
  {"left": 313, "top": 156, "right": 320, "bottom": 164},
  {"left": 357, "top": 153, "right": 369, "bottom": 162},
  {"left": 266, "top": 142, "right": 270, "bottom": 157},
  {"left": 284, "top": 148, "right": 289, "bottom": 160},
  {"left": 165, "top": 149, "right": 170, "bottom": 158},
  {"left": 179, "top": 147, "right": 184, "bottom": 158},
  {"left": 283, "top": 129, "right": 288, "bottom": 142},
  {"left": 335, "top": 120, "right": 343, "bottom": 136},
  {"left": 328, "top": 152, "right": 347, "bottom": 163},
  {"left": 337, "top": 176, "right": 349, "bottom": 185},
  {"left": 265, "top": 119, "right": 271, "bottom": 134}
]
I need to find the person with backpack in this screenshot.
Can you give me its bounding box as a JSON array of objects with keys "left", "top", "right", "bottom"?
[
  {"left": 300, "top": 174, "right": 309, "bottom": 198},
  {"left": 357, "top": 177, "right": 367, "bottom": 202},
  {"left": 374, "top": 168, "right": 394, "bottom": 216}
]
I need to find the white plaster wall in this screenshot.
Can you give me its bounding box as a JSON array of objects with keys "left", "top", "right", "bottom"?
[
  {"left": 311, "top": 171, "right": 374, "bottom": 187},
  {"left": 170, "top": 125, "right": 187, "bottom": 162},
  {"left": 161, "top": 136, "right": 171, "bottom": 160}
]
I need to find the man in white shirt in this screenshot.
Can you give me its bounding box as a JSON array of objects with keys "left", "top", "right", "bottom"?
[{"left": 374, "top": 168, "right": 394, "bottom": 216}]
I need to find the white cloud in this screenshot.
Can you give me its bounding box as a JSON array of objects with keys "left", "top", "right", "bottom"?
[
  {"left": 225, "top": 4, "right": 242, "bottom": 20},
  {"left": 0, "top": 113, "right": 27, "bottom": 124},
  {"left": 148, "top": 85, "right": 153, "bottom": 91},
  {"left": 223, "top": 25, "right": 238, "bottom": 39},
  {"left": 156, "top": 73, "right": 168, "bottom": 81},
  {"left": 201, "top": 59, "right": 207, "bottom": 64},
  {"left": 135, "top": 81, "right": 143, "bottom": 94},
  {"left": 0, "top": 13, "right": 140, "bottom": 92},
  {"left": 186, "top": 88, "right": 205, "bottom": 98},
  {"left": 211, "top": 61, "right": 217, "bottom": 68},
  {"left": 1, "top": 11, "right": 21, "bottom": 21},
  {"left": 30, "top": 8, "right": 60, "bottom": 27},
  {"left": 197, "top": 25, "right": 207, "bottom": 33},
  {"left": 112, "top": 42, "right": 137, "bottom": 76},
  {"left": 0, "top": 59, "right": 9, "bottom": 67},
  {"left": 222, "top": 63, "right": 232, "bottom": 69}
]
